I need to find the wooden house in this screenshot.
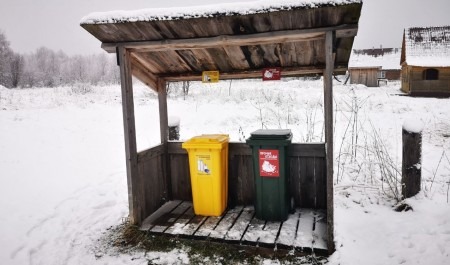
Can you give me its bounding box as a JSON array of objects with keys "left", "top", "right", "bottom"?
[
  {"left": 81, "top": 0, "right": 362, "bottom": 255},
  {"left": 349, "top": 48, "right": 401, "bottom": 87},
  {"left": 401, "top": 26, "right": 450, "bottom": 96}
]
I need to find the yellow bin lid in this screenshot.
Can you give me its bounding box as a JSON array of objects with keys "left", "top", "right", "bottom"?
[{"left": 182, "top": 134, "right": 229, "bottom": 149}]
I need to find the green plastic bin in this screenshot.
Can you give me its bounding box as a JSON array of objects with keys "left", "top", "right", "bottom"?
[{"left": 246, "top": 129, "right": 292, "bottom": 221}]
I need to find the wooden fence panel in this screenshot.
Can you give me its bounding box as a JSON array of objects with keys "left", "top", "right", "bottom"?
[
  {"left": 137, "top": 144, "right": 168, "bottom": 221},
  {"left": 314, "top": 157, "right": 327, "bottom": 209},
  {"left": 165, "top": 142, "right": 326, "bottom": 210},
  {"left": 301, "top": 157, "right": 316, "bottom": 208},
  {"left": 169, "top": 154, "right": 192, "bottom": 201},
  {"left": 228, "top": 154, "right": 254, "bottom": 207}
]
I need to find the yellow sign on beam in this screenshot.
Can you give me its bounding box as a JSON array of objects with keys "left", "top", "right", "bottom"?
[{"left": 202, "top": 71, "right": 220, "bottom": 83}]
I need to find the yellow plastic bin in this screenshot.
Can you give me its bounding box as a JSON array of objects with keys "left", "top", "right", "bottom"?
[{"left": 182, "top": 134, "right": 229, "bottom": 216}]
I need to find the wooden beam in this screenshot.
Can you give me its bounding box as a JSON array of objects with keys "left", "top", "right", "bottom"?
[
  {"left": 102, "top": 24, "right": 358, "bottom": 53},
  {"left": 161, "top": 64, "right": 348, "bottom": 82},
  {"left": 118, "top": 47, "right": 141, "bottom": 225},
  {"left": 323, "top": 30, "right": 335, "bottom": 254},
  {"left": 130, "top": 54, "right": 159, "bottom": 92}
]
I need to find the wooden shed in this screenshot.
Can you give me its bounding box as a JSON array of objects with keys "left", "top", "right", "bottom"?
[
  {"left": 80, "top": 0, "right": 362, "bottom": 255},
  {"left": 401, "top": 26, "right": 450, "bottom": 97},
  {"left": 349, "top": 48, "right": 401, "bottom": 87},
  {"left": 348, "top": 66, "right": 380, "bottom": 87}
]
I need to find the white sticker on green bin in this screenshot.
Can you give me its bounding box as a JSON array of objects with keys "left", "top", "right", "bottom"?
[
  {"left": 196, "top": 155, "right": 211, "bottom": 175},
  {"left": 259, "top": 149, "right": 279, "bottom": 177}
]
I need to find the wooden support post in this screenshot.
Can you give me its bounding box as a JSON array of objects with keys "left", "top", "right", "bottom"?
[
  {"left": 402, "top": 126, "right": 422, "bottom": 198},
  {"left": 118, "top": 47, "right": 141, "bottom": 225},
  {"left": 158, "top": 80, "right": 169, "bottom": 144},
  {"left": 324, "top": 30, "right": 335, "bottom": 254},
  {"left": 158, "top": 79, "right": 172, "bottom": 200}
]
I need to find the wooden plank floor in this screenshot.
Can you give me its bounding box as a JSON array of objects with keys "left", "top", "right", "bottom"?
[{"left": 141, "top": 200, "right": 328, "bottom": 253}]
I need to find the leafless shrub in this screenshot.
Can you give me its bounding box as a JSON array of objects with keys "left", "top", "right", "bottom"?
[
  {"left": 423, "top": 150, "right": 450, "bottom": 202},
  {"left": 335, "top": 88, "right": 402, "bottom": 202},
  {"left": 369, "top": 121, "right": 402, "bottom": 202},
  {"left": 336, "top": 90, "right": 369, "bottom": 183},
  {"left": 71, "top": 82, "right": 93, "bottom": 95}
]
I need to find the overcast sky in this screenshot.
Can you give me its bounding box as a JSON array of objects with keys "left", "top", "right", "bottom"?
[{"left": 0, "top": 0, "right": 449, "bottom": 55}]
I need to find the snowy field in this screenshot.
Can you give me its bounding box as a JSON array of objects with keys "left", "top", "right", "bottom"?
[{"left": 1, "top": 79, "right": 450, "bottom": 264}]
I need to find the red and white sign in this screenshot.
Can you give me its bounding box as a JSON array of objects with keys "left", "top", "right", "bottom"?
[
  {"left": 262, "top": 67, "right": 281, "bottom": 81},
  {"left": 259, "top": 149, "right": 280, "bottom": 177}
]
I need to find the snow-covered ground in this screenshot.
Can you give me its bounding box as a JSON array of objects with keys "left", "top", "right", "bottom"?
[{"left": 1, "top": 79, "right": 449, "bottom": 264}]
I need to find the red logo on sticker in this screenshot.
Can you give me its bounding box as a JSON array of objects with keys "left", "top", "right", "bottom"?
[
  {"left": 262, "top": 67, "right": 281, "bottom": 81},
  {"left": 259, "top": 149, "right": 280, "bottom": 177}
]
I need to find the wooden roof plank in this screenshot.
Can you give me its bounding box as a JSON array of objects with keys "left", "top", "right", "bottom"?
[
  {"left": 289, "top": 8, "right": 316, "bottom": 31},
  {"left": 241, "top": 45, "right": 264, "bottom": 69},
  {"left": 278, "top": 42, "right": 297, "bottom": 67},
  {"left": 135, "top": 53, "right": 166, "bottom": 74},
  {"left": 189, "top": 49, "right": 219, "bottom": 70},
  {"left": 293, "top": 42, "right": 313, "bottom": 66},
  {"left": 141, "top": 51, "right": 191, "bottom": 74},
  {"left": 132, "top": 21, "right": 164, "bottom": 40},
  {"left": 259, "top": 43, "right": 281, "bottom": 67},
  {"left": 174, "top": 50, "right": 204, "bottom": 72},
  {"left": 250, "top": 12, "right": 272, "bottom": 32},
  {"left": 222, "top": 46, "right": 250, "bottom": 70},
  {"left": 152, "top": 20, "right": 178, "bottom": 39},
  {"left": 231, "top": 16, "right": 258, "bottom": 35},
  {"left": 166, "top": 20, "right": 198, "bottom": 39},
  {"left": 157, "top": 50, "right": 194, "bottom": 73},
  {"left": 205, "top": 48, "right": 234, "bottom": 72},
  {"left": 268, "top": 10, "right": 290, "bottom": 31},
  {"left": 189, "top": 17, "right": 221, "bottom": 37},
  {"left": 215, "top": 16, "right": 235, "bottom": 35},
  {"left": 130, "top": 54, "right": 159, "bottom": 91},
  {"left": 312, "top": 40, "right": 326, "bottom": 65},
  {"left": 111, "top": 23, "right": 140, "bottom": 42}
]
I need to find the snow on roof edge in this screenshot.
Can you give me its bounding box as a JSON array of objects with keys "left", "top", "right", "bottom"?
[
  {"left": 349, "top": 48, "right": 402, "bottom": 70},
  {"left": 404, "top": 25, "right": 450, "bottom": 67},
  {"left": 80, "top": 0, "right": 362, "bottom": 25}
]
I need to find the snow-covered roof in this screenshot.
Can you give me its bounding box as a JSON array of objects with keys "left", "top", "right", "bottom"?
[
  {"left": 349, "top": 48, "right": 401, "bottom": 70},
  {"left": 80, "top": 0, "right": 362, "bottom": 24},
  {"left": 403, "top": 26, "right": 450, "bottom": 67},
  {"left": 80, "top": 1, "right": 362, "bottom": 86}
]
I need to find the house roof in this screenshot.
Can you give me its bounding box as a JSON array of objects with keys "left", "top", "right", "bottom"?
[
  {"left": 349, "top": 48, "right": 401, "bottom": 70},
  {"left": 80, "top": 0, "right": 362, "bottom": 90},
  {"left": 401, "top": 26, "right": 450, "bottom": 67}
]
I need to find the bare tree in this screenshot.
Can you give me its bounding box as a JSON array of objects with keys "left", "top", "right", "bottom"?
[
  {"left": 0, "top": 30, "right": 13, "bottom": 87},
  {"left": 182, "top": 81, "right": 190, "bottom": 100},
  {"left": 10, "top": 53, "right": 24, "bottom": 88},
  {"left": 0, "top": 30, "right": 120, "bottom": 88}
]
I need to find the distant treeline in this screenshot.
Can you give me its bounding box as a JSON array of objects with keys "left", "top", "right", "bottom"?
[{"left": 0, "top": 30, "right": 119, "bottom": 89}]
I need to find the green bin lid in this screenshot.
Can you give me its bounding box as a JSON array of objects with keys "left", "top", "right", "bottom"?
[{"left": 249, "top": 129, "right": 292, "bottom": 140}]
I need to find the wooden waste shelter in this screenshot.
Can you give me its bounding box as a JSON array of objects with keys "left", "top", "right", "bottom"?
[{"left": 81, "top": 0, "right": 362, "bottom": 255}]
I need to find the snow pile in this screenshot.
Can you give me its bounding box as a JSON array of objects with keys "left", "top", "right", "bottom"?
[
  {"left": 404, "top": 26, "right": 450, "bottom": 67},
  {"left": 168, "top": 116, "right": 180, "bottom": 127},
  {"left": 80, "top": 0, "right": 362, "bottom": 24},
  {"left": 1, "top": 79, "right": 450, "bottom": 264},
  {"left": 403, "top": 118, "right": 424, "bottom": 133},
  {"left": 331, "top": 194, "right": 450, "bottom": 265}
]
